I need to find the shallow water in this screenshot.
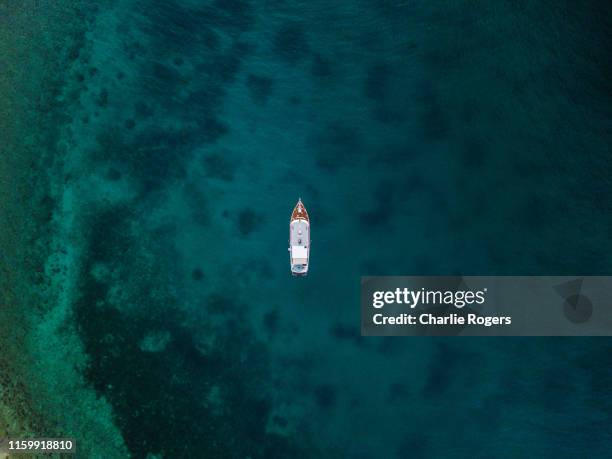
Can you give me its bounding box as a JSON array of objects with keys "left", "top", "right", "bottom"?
[{"left": 2, "top": 0, "right": 612, "bottom": 457}]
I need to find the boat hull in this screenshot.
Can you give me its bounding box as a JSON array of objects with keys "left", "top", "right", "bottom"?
[{"left": 289, "top": 199, "right": 310, "bottom": 276}]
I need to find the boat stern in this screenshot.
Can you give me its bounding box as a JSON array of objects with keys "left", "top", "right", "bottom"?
[
  {"left": 289, "top": 244, "right": 309, "bottom": 276},
  {"left": 291, "top": 263, "right": 308, "bottom": 276}
]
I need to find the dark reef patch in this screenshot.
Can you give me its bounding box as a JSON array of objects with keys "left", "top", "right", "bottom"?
[
  {"left": 255, "top": 260, "right": 275, "bottom": 280},
  {"left": 139, "top": 2, "right": 221, "bottom": 52},
  {"left": 421, "top": 343, "right": 478, "bottom": 398},
  {"left": 93, "top": 0, "right": 252, "bottom": 207},
  {"left": 246, "top": 74, "right": 274, "bottom": 104},
  {"left": 313, "top": 383, "right": 338, "bottom": 409},
  {"left": 211, "top": 0, "right": 254, "bottom": 30},
  {"left": 85, "top": 204, "right": 136, "bottom": 264},
  {"left": 359, "top": 180, "right": 396, "bottom": 228},
  {"left": 203, "top": 47, "right": 245, "bottom": 85},
  {"left": 205, "top": 292, "right": 238, "bottom": 315},
  {"left": 140, "top": 60, "right": 188, "bottom": 99},
  {"left": 186, "top": 86, "right": 225, "bottom": 118},
  {"left": 263, "top": 309, "right": 280, "bottom": 335},
  {"left": 106, "top": 167, "right": 122, "bottom": 181},
  {"left": 370, "top": 103, "right": 410, "bottom": 125},
  {"left": 287, "top": 95, "right": 302, "bottom": 105},
  {"left": 191, "top": 268, "right": 204, "bottom": 281},
  {"left": 363, "top": 62, "right": 411, "bottom": 125},
  {"left": 94, "top": 88, "right": 108, "bottom": 108},
  {"left": 364, "top": 62, "right": 391, "bottom": 101},
  {"left": 416, "top": 83, "right": 451, "bottom": 141},
  {"left": 520, "top": 195, "right": 548, "bottom": 231},
  {"left": 576, "top": 344, "right": 612, "bottom": 415},
  {"left": 360, "top": 258, "right": 385, "bottom": 275},
  {"left": 330, "top": 322, "right": 365, "bottom": 347},
  {"left": 461, "top": 137, "right": 486, "bottom": 168},
  {"left": 95, "top": 126, "right": 198, "bottom": 194},
  {"left": 272, "top": 23, "right": 310, "bottom": 63},
  {"left": 184, "top": 182, "right": 210, "bottom": 226},
  {"left": 375, "top": 337, "right": 404, "bottom": 357},
  {"left": 311, "top": 54, "right": 333, "bottom": 78},
  {"left": 420, "top": 100, "right": 450, "bottom": 141},
  {"left": 151, "top": 61, "right": 182, "bottom": 85},
  {"left": 312, "top": 122, "right": 362, "bottom": 171},
  {"left": 74, "top": 204, "right": 308, "bottom": 458},
  {"left": 471, "top": 395, "right": 502, "bottom": 432},
  {"left": 372, "top": 143, "right": 413, "bottom": 166},
  {"left": 374, "top": 0, "right": 418, "bottom": 18},
  {"left": 422, "top": 347, "right": 455, "bottom": 397},
  {"left": 396, "top": 433, "right": 429, "bottom": 459},
  {"left": 134, "top": 100, "right": 154, "bottom": 118},
  {"left": 198, "top": 117, "right": 230, "bottom": 144},
  {"left": 387, "top": 383, "right": 409, "bottom": 403},
  {"left": 237, "top": 208, "right": 263, "bottom": 236},
  {"left": 38, "top": 194, "right": 55, "bottom": 224},
  {"left": 203, "top": 153, "right": 235, "bottom": 181}
]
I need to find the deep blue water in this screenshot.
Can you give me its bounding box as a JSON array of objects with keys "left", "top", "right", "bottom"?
[{"left": 10, "top": 0, "right": 612, "bottom": 457}]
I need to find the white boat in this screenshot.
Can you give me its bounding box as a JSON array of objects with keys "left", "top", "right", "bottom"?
[{"left": 289, "top": 198, "right": 310, "bottom": 276}]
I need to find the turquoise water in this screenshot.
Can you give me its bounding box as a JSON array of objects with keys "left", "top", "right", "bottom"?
[{"left": 2, "top": 0, "right": 612, "bottom": 457}]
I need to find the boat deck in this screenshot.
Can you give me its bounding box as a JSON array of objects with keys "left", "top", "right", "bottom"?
[{"left": 290, "top": 219, "right": 309, "bottom": 247}]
